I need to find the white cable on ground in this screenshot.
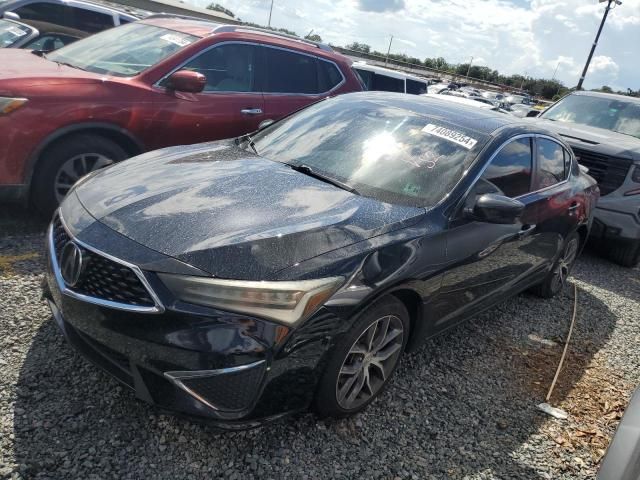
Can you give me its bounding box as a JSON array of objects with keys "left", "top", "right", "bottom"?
[{"left": 537, "top": 283, "right": 578, "bottom": 419}]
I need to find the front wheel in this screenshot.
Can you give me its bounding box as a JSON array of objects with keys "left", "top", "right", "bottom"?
[
  {"left": 31, "top": 134, "right": 128, "bottom": 217},
  {"left": 530, "top": 232, "right": 580, "bottom": 298},
  {"left": 314, "top": 296, "right": 409, "bottom": 418}
]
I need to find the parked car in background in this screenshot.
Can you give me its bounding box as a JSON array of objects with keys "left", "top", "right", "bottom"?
[
  {"left": 0, "top": 0, "right": 144, "bottom": 32},
  {"left": 0, "top": 17, "right": 87, "bottom": 49},
  {"left": 535, "top": 91, "right": 640, "bottom": 266},
  {"left": 505, "top": 93, "right": 532, "bottom": 105},
  {"left": 43, "top": 92, "right": 598, "bottom": 427},
  {"left": 0, "top": 16, "right": 362, "bottom": 215},
  {"left": 422, "top": 93, "right": 510, "bottom": 114},
  {"left": 510, "top": 103, "right": 537, "bottom": 118},
  {"left": 353, "top": 62, "right": 428, "bottom": 94}
]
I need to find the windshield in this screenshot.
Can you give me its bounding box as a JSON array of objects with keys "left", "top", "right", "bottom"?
[
  {"left": 0, "top": 19, "right": 31, "bottom": 47},
  {"left": 252, "top": 95, "right": 487, "bottom": 207},
  {"left": 542, "top": 94, "right": 640, "bottom": 139},
  {"left": 47, "top": 23, "right": 198, "bottom": 77}
]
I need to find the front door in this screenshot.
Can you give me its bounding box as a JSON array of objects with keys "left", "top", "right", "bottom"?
[
  {"left": 430, "top": 136, "right": 548, "bottom": 332},
  {"left": 150, "top": 42, "right": 265, "bottom": 149}
]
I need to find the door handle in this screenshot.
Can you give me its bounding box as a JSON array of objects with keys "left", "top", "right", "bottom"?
[
  {"left": 568, "top": 203, "right": 579, "bottom": 212},
  {"left": 518, "top": 224, "right": 536, "bottom": 238},
  {"left": 241, "top": 108, "right": 263, "bottom": 115}
]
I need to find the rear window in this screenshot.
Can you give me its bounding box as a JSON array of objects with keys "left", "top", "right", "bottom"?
[
  {"left": 252, "top": 95, "right": 487, "bottom": 207},
  {"left": 406, "top": 79, "right": 427, "bottom": 95},
  {"left": 0, "top": 19, "right": 31, "bottom": 47},
  {"left": 372, "top": 73, "right": 404, "bottom": 93}
]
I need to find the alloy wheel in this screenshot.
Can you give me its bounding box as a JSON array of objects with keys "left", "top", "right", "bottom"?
[
  {"left": 54, "top": 153, "right": 113, "bottom": 203},
  {"left": 551, "top": 237, "right": 579, "bottom": 291},
  {"left": 336, "top": 315, "right": 404, "bottom": 410}
]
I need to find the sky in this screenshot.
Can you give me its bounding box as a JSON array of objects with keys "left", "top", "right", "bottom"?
[{"left": 193, "top": 0, "right": 639, "bottom": 91}]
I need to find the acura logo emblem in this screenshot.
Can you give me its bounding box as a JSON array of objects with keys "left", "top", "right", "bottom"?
[{"left": 60, "top": 242, "right": 84, "bottom": 287}]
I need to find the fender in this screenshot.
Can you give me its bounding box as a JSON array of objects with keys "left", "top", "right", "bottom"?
[{"left": 24, "top": 122, "right": 146, "bottom": 189}]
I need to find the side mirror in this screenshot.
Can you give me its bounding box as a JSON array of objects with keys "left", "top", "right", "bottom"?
[
  {"left": 3, "top": 11, "right": 21, "bottom": 20},
  {"left": 469, "top": 193, "right": 525, "bottom": 224},
  {"left": 165, "top": 70, "right": 206, "bottom": 93},
  {"left": 258, "top": 119, "right": 274, "bottom": 130}
]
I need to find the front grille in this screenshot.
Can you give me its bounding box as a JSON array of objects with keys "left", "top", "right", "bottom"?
[
  {"left": 52, "top": 215, "right": 155, "bottom": 308},
  {"left": 572, "top": 148, "right": 633, "bottom": 196}
]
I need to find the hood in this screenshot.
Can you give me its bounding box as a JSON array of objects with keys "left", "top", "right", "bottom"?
[
  {"left": 532, "top": 118, "right": 640, "bottom": 162},
  {"left": 0, "top": 49, "right": 103, "bottom": 88},
  {"left": 75, "top": 142, "right": 424, "bottom": 280}
]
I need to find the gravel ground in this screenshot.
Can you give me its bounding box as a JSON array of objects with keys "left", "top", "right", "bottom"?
[{"left": 1, "top": 205, "right": 638, "bottom": 480}]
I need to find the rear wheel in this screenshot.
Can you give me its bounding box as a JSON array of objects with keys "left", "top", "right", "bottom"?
[
  {"left": 31, "top": 134, "right": 128, "bottom": 217},
  {"left": 607, "top": 239, "right": 640, "bottom": 268},
  {"left": 530, "top": 232, "right": 580, "bottom": 298},
  {"left": 314, "top": 296, "right": 409, "bottom": 418}
]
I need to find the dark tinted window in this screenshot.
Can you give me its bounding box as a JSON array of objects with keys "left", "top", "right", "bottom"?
[
  {"left": 253, "top": 95, "right": 487, "bottom": 207},
  {"left": 536, "top": 138, "right": 566, "bottom": 189},
  {"left": 317, "top": 59, "right": 342, "bottom": 92},
  {"left": 25, "top": 33, "right": 77, "bottom": 50},
  {"left": 265, "top": 48, "right": 317, "bottom": 94},
  {"left": 69, "top": 7, "right": 113, "bottom": 32},
  {"left": 119, "top": 16, "right": 133, "bottom": 24},
  {"left": 183, "top": 44, "right": 257, "bottom": 92},
  {"left": 354, "top": 68, "right": 373, "bottom": 90},
  {"left": 372, "top": 73, "right": 404, "bottom": 93},
  {"left": 481, "top": 137, "right": 533, "bottom": 197},
  {"left": 14, "top": 3, "right": 67, "bottom": 24},
  {"left": 406, "top": 79, "right": 427, "bottom": 95}
]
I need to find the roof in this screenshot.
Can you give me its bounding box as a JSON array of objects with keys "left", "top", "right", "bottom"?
[
  {"left": 141, "top": 16, "right": 219, "bottom": 37},
  {"left": 352, "top": 62, "right": 427, "bottom": 83},
  {"left": 573, "top": 90, "right": 640, "bottom": 104},
  {"left": 350, "top": 91, "right": 519, "bottom": 135}
]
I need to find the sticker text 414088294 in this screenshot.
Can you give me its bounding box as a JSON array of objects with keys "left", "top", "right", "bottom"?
[{"left": 422, "top": 124, "right": 478, "bottom": 150}]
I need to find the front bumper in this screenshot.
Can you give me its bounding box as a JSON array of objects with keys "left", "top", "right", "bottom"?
[
  {"left": 43, "top": 208, "right": 340, "bottom": 427},
  {"left": 591, "top": 204, "right": 640, "bottom": 242}
]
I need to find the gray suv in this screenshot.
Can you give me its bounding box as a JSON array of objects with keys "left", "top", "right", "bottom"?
[{"left": 534, "top": 91, "right": 640, "bottom": 267}]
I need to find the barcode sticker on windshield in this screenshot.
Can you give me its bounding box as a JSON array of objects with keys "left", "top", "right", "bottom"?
[
  {"left": 422, "top": 124, "right": 478, "bottom": 150},
  {"left": 6, "top": 26, "right": 27, "bottom": 37},
  {"left": 160, "top": 33, "right": 191, "bottom": 47}
]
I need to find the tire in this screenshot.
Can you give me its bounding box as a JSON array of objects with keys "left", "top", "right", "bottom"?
[
  {"left": 530, "top": 231, "right": 581, "bottom": 299},
  {"left": 314, "top": 296, "right": 410, "bottom": 418},
  {"left": 607, "top": 239, "right": 640, "bottom": 268},
  {"left": 31, "top": 134, "right": 128, "bottom": 217}
]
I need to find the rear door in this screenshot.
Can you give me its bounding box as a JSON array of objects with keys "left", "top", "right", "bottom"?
[
  {"left": 150, "top": 42, "right": 266, "bottom": 148},
  {"left": 262, "top": 46, "right": 343, "bottom": 122}
]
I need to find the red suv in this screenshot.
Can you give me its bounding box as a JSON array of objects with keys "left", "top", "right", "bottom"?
[{"left": 0, "top": 15, "right": 362, "bottom": 214}]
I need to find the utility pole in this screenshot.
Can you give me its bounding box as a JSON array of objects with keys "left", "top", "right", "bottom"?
[
  {"left": 577, "top": 0, "right": 620, "bottom": 90},
  {"left": 268, "top": 0, "right": 274, "bottom": 27},
  {"left": 465, "top": 56, "right": 473, "bottom": 78},
  {"left": 551, "top": 61, "right": 560, "bottom": 82},
  {"left": 385, "top": 35, "right": 393, "bottom": 65}
]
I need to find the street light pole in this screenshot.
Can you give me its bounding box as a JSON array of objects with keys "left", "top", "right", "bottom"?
[
  {"left": 577, "top": 0, "right": 619, "bottom": 90},
  {"left": 465, "top": 56, "right": 473, "bottom": 78},
  {"left": 385, "top": 35, "right": 394, "bottom": 65},
  {"left": 268, "top": 0, "right": 274, "bottom": 27}
]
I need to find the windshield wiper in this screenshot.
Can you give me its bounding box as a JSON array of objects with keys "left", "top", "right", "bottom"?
[
  {"left": 288, "top": 164, "right": 359, "bottom": 195},
  {"left": 236, "top": 133, "right": 258, "bottom": 155}
]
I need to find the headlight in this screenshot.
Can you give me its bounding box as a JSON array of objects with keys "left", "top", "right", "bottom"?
[
  {"left": 0, "top": 97, "right": 28, "bottom": 115},
  {"left": 632, "top": 165, "right": 640, "bottom": 183},
  {"left": 158, "top": 274, "right": 344, "bottom": 325}
]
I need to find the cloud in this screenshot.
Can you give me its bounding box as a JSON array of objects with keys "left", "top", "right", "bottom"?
[
  {"left": 589, "top": 55, "right": 619, "bottom": 74},
  {"left": 358, "top": 0, "right": 405, "bottom": 12}
]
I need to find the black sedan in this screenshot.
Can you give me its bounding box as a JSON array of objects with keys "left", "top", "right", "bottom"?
[{"left": 43, "top": 92, "right": 599, "bottom": 428}]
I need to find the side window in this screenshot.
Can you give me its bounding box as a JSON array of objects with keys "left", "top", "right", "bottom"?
[
  {"left": 69, "top": 7, "right": 114, "bottom": 33},
  {"left": 536, "top": 138, "right": 566, "bottom": 189},
  {"left": 182, "top": 44, "right": 257, "bottom": 93},
  {"left": 14, "top": 3, "right": 68, "bottom": 24},
  {"left": 265, "top": 47, "right": 317, "bottom": 94},
  {"left": 354, "top": 68, "right": 373, "bottom": 90},
  {"left": 406, "top": 79, "right": 427, "bottom": 95},
  {"left": 317, "top": 59, "right": 342, "bottom": 92},
  {"left": 372, "top": 74, "right": 404, "bottom": 93},
  {"left": 480, "top": 137, "right": 533, "bottom": 198},
  {"left": 24, "top": 33, "right": 72, "bottom": 50},
  {"left": 119, "top": 16, "right": 133, "bottom": 24}
]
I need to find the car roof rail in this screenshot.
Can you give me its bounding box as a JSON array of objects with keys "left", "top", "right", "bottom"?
[
  {"left": 145, "top": 12, "right": 222, "bottom": 24},
  {"left": 213, "top": 24, "right": 333, "bottom": 52}
]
